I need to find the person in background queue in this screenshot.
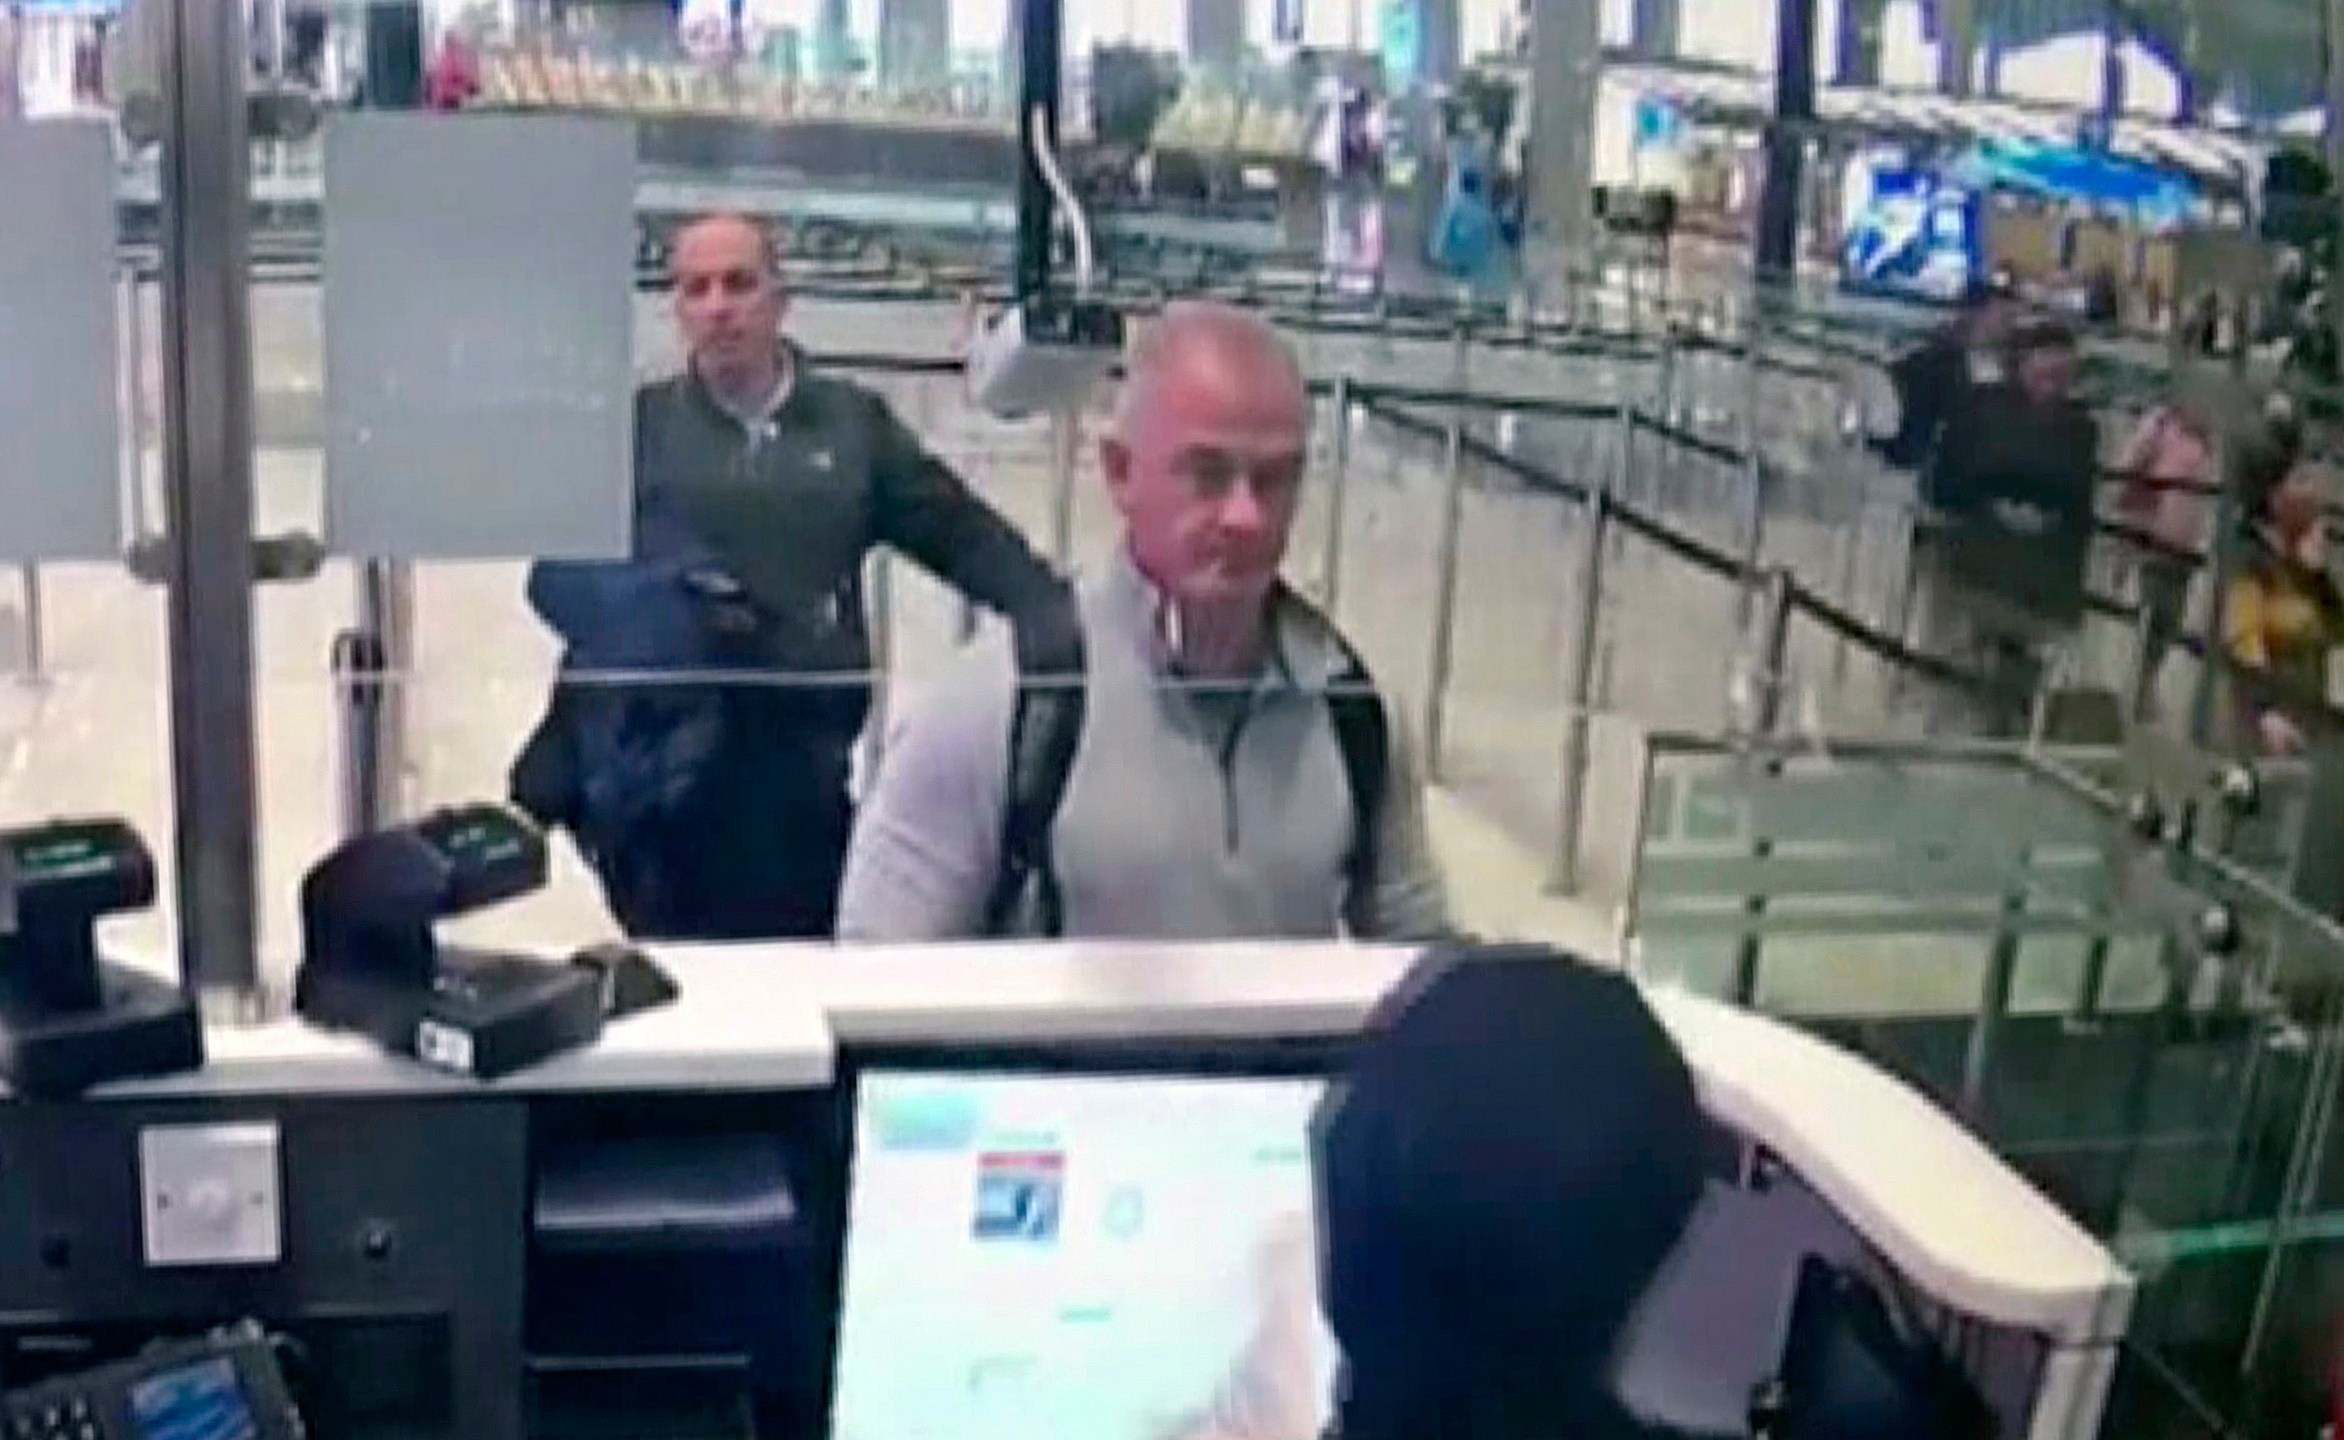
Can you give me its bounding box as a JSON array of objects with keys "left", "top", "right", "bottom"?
[
  {"left": 2111, "top": 384, "right": 2216, "bottom": 716},
  {"left": 2224, "top": 455, "right": 2344, "bottom": 757},
  {"left": 1876, "top": 271, "right": 2018, "bottom": 492},
  {"left": 1921, "top": 317, "right": 2100, "bottom": 735},
  {"left": 836, "top": 302, "right": 1449, "bottom": 942},
  {"left": 512, "top": 213, "right": 1068, "bottom": 941}
]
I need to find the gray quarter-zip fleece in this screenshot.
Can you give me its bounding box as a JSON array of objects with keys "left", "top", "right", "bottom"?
[{"left": 836, "top": 548, "right": 1452, "bottom": 941}]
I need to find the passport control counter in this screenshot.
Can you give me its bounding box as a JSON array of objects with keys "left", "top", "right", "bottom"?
[{"left": 0, "top": 942, "right": 2132, "bottom": 1440}]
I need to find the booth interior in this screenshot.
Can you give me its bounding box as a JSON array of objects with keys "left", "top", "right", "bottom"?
[{"left": 0, "top": 940, "right": 2131, "bottom": 1440}]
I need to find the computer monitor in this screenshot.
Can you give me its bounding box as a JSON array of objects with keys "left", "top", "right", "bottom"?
[{"left": 829, "top": 1064, "right": 1341, "bottom": 1440}]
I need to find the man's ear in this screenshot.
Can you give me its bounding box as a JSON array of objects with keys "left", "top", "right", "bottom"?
[{"left": 1099, "top": 434, "right": 1133, "bottom": 496}]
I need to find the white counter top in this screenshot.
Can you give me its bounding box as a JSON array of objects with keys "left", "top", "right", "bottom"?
[
  {"left": 1644, "top": 987, "right": 2133, "bottom": 1346},
  {"left": 84, "top": 939, "right": 2130, "bottom": 1349}
]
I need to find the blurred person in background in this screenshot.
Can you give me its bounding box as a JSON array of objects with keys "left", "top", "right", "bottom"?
[
  {"left": 512, "top": 213, "right": 1066, "bottom": 941},
  {"left": 1922, "top": 317, "right": 2100, "bottom": 736},
  {"left": 2223, "top": 454, "right": 2343, "bottom": 758},
  {"left": 2112, "top": 384, "right": 2216, "bottom": 716},
  {"left": 424, "top": 26, "right": 480, "bottom": 111},
  {"left": 1877, "top": 271, "right": 2018, "bottom": 489}
]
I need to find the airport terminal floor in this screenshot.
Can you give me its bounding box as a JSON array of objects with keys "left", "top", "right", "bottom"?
[{"left": 11, "top": 22, "right": 2344, "bottom": 1440}]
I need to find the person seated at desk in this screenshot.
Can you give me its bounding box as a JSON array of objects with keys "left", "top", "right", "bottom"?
[
  {"left": 1178, "top": 947, "right": 1711, "bottom": 1440},
  {"left": 511, "top": 213, "right": 1067, "bottom": 942},
  {"left": 836, "top": 302, "right": 1449, "bottom": 942}
]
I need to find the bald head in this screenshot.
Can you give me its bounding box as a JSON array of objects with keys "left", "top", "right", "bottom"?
[
  {"left": 1117, "top": 302, "right": 1308, "bottom": 443},
  {"left": 671, "top": 213, "right": 788, "bottom": 403},
  {"left": 673, "top": 212, "right": 781, "bottom": 280},
  {"left": 1104, "top": 303, "right": 1311, "bottom": 631}
]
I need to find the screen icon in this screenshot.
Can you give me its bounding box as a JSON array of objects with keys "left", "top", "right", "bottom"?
[{"left": 973, "top": 1152, "right": 1063, "bottom": 1243}]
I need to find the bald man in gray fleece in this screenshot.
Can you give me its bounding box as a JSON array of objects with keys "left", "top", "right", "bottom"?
[{"left": 837, "top": 302, "right": 1450, "bottom": 941}]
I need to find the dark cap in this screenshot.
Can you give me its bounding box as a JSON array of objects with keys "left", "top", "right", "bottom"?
[{"left": 1312, "top": 945, "right": 1710, "bottom": 1440}]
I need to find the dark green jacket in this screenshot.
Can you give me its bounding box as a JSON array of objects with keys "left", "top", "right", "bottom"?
[{"left": 632, "top": 350, "right": 1065, "bottom": 739}]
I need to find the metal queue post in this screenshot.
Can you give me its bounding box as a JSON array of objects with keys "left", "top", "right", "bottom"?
[
  {"left": 1319, "top": 374, "right": 1355, "bottom": 617},
  {"left": 1551, "top": 483, "right": 1611, "bottom": 895},
  {"left": 1421, "top": 421, "right": 1470, "bottom": 783}
]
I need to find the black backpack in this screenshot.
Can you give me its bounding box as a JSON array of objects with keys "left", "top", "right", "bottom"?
[{"left": 980, "top": 591, "right": 1391, "bottom": 938}]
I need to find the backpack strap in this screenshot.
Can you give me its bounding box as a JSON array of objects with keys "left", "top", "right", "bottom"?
[
  {"left": 983, "top": 587, "right": 1087, "bottom": 938},
  {"left": 1322, "top": 631, "right": 1390, "bottom": 922},
  {"left": 983, "top": 584, "right": 1390, "bottom": 938}
]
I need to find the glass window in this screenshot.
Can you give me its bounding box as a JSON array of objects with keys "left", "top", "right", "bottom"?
[{"left": 0, "top": 3, "right": 179, "bottom": 968}]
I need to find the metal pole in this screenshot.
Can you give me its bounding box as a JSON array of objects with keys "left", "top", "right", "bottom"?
[
  {"left": 1049, "top": 407, "right": 1077, "bottom": 566},
  {"left": 2128, "top": 579, "right": 2162, "bottom": 723},
  {"left": 1551, "top": 488, "right": 1610, "bottom": 894},
  {"left": 1013, "top": 0, "right": 1062, "bottom": 303},
  {"left": 1320, "top": 375, "right": 1354, "bottom": 616},
  {"left": 2189, "top": 476, "right": 2241, "bottom": 747},
  {"left": 1728, "top": 568, "right": 1796, "bottom": 1006},
  {"left": 337, "top": 559, "right": 414, "bottom": 837},
  {"left": 1422, "top": 421, "right": 1469, "bottom": 781},
  {"left": 121, "top": 268, "right": 152, "bottom": 545},
  {"left": 1738, "top": 328, "right": 1767, "bottom": 587},
  {"left": 1747, "top": 567, "right": 1794, "bottom": 737},
  {"left": 1613, "top": 397, "right": 1638, "bottom": 506},
  {"left": 1960, "top": 892, "right": 2026, "bottom": 1120},
  {"left": 158, "top": 0, "right": 261, "bottom": 999},
  {"left": 17, "top": 566, "right": 41, "bottom": 684}
]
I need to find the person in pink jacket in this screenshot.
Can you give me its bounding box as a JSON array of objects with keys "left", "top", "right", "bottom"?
[{"left": 2113, "top": 394, "right": 2215, "bottom": 715}]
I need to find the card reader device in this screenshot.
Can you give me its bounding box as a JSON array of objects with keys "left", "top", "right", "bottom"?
[
  {"left": 3, "top": 1320, "right": 303, "bottom": 1440},
  {"left": 0, "top": 819, "right": 202, "bottom": 1097},
  {"left": 294, "top": 804, "right": 605, "bottom": 1080}
]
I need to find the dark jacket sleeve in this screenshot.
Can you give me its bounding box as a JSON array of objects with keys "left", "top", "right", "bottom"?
[
  {"left": 1884, "top": 336, "right": 1961, "bottom": 470},
  {"left": 866, "top": 395, "right": 1068, "bottom": 624}
]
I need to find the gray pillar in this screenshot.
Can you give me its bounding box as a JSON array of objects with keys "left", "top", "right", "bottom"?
[
  {"left": 814, "top": 0, "right": 852, "bottom": 79},
  {"left": 1419, "top": 0, "right": 1461, "bottom": 82},
  {"left": 1936, "top": 0, "right": 1973, "bottom": 96},
  {"left": 1632, "top": 0, "right": 1679, "bottom": 58},
  {"left": 879, "top": 0, "right": 948, "bottom": 87},
  {"left": 1187, "top": 0, "right": 1243, "bottom": 74},
  {"left": 1526, "top": 0, "right": 1602, "bottom": 282}
]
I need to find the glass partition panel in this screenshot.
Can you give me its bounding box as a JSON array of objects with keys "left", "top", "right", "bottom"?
[
  {"left": 2, "top": 33, "right": 178, "bottom": 973},
  {"left": 1627, "top": 731, "right": 2344, "bottom": 1439}
]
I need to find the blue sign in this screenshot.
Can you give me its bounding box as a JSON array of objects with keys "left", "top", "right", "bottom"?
[{"left": 1633, "top": 96, "right": 1683, "bottom": 148}]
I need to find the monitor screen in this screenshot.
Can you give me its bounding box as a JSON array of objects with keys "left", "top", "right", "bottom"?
[
  {"left": 128, "top": 1354, "right": 261, "bottom": 1440},
  {"left": 832, "top": 1070, "right": 1339, "bottom": 1440}
]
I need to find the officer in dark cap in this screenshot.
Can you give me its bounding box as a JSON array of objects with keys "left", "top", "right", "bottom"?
[{"left": 1312, "top": 945, "right": 1711, "bottom": 1440}]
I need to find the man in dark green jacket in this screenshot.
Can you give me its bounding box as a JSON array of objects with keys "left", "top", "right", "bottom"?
[{"left": 513, "top": 213, "right": 1066, "bottom": 940}]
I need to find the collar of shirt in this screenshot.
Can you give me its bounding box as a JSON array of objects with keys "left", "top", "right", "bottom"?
[
  {"left": 1103, "top": 546, "right": 1309, "bottom": 700},
  {"left": 699, "top": 344, "right": 799, "bottom": 433}
]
